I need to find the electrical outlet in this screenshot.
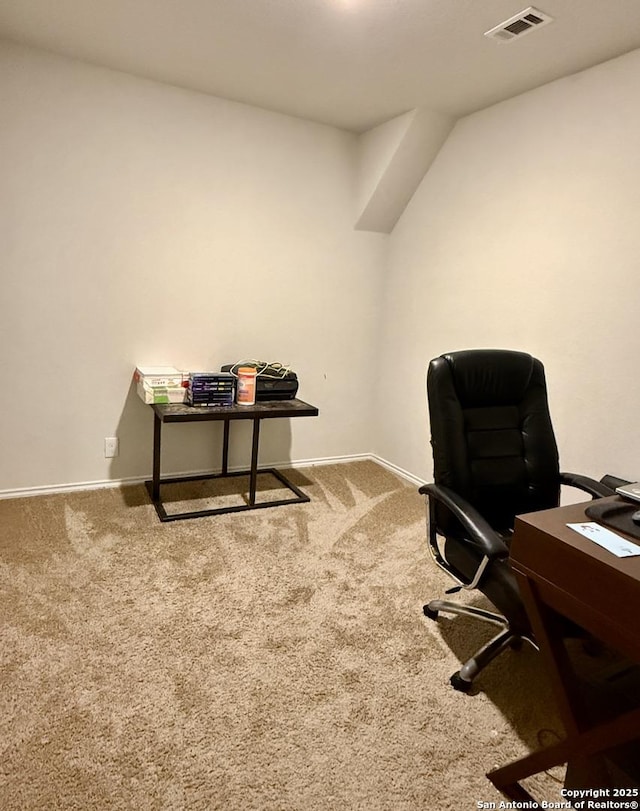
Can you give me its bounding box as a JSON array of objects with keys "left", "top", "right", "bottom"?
[{"left": 104, "top": 437, "right": 119, "bottom": 458}]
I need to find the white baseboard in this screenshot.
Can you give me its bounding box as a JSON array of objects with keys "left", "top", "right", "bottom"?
[
  {"left": 367, "top": 455, "right": 427, "bottom": 487},
  {"left": 0, "top": 453, "right": 426, "bottom": 501},
  {"left": 283, "top": 454, "right": 425, "bottom": 487},
  {"left": 0, "top": 474, "right": 151, "bottom": 501}
]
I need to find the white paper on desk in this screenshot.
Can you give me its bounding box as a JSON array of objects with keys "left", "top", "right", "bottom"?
[{"left": 567, "top": 522, "right": 640, "bottom": 557}]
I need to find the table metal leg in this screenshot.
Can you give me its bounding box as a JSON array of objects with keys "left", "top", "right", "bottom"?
[
  {"left": 249, "top": 418, "right": 260, "bottom": 506},
  {"left": 152, "top": 413, "right": 162, "bottom": 501},
  {"left": 222, "top": 420, "right": 230, "bottom": 476},
  {"left": 145, "top": 411, "right": 311, "bottom": 521}
]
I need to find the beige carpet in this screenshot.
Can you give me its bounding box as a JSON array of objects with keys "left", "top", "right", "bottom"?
[{"left": 0, "top": 460, "right": 565, "bottom": 810}]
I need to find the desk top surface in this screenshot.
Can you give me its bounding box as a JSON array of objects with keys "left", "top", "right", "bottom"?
[
  {"left": 512, "top": 497, "right": 640, "bottom": 582},
  {"left": 152, "top": 398, "right": 319, "bottom": 422}
]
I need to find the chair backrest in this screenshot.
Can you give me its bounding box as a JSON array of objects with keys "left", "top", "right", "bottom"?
[{"left": 428, "top": 349, "right": 561, "bottom": 535}]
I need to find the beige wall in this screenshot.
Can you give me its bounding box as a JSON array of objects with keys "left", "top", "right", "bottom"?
[
  {"left": 0, "top": 40, "right": 386, "bottom": 492},
  {"left": 374, "top": 49, "right": 640, "bottom": 485},
  {"left": 4, "top": 37, "right": 640, "bottom": 495}
]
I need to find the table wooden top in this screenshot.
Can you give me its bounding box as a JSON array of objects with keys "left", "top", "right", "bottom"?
[{"left": 151, "top": 398, "right": 319, "bottom": 423}]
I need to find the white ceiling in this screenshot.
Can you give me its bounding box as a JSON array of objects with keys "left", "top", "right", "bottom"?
[{"left": 1, "top": 0, "right": 640, "bottom": 133}]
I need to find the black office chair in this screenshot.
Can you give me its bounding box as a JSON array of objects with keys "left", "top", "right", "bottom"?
[{"left": 420, "top": 349, "right": 614, "bottom": 692}]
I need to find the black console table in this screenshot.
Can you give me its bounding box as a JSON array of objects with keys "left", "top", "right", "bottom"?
[{"left": 145, "top": 399, "right": 319, "bottom": 522}]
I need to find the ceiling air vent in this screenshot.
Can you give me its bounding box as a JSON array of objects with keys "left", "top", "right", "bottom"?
[{"left": 484, "top": 7, "right": 553, "bottom": 42}]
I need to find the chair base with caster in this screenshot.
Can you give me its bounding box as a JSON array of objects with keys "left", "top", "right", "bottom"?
[{"left": 423, "top": 600, "right": 530, "bottom": 692}]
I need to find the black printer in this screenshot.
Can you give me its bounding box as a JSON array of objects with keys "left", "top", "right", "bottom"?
[{"left": 220, "top": 362, "right": 299, "bottom": 401}]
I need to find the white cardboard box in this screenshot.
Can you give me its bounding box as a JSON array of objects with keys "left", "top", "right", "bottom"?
[
  {"left": 136, "top": 380, "right": 185, "bottom": 404},
  {"left": 134, "top": 366, "right": 185, "bottom": 404},
  {"left": 133, "top": 366, "right": 184, "bottom": 388}
]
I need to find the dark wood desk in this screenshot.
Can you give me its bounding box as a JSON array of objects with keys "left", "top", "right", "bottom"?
[
  {"left": 487, "top": 497, "right": 640, "bottom": 802},
  {"left": 145, "top": 399, "right": 319, "bottom": 522}
]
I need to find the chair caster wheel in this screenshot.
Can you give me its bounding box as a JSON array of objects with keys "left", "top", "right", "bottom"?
[
  {"left": 450, "top": 672, "right": 473, "bottom": 693},
  {"left": 423, "top": 605, "right": 439, "bottom": 620},
  {"left": 509, "top": 637, "right": 523, "bottom": 650}
]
